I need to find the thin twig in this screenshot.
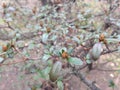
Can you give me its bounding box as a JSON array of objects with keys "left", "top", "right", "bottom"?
[
  {"left": 95, "top": 67, "right": 120, "bottom": 72},
  {"left": 0, "top": 25, "right": 9, "bottom": 29},
  {"left": 0, "top": 52, "right": 7, "bottom": 56},
  {"left": 74, "top": 71, "right": 101, "bottom": 90},
  {"left": 6, "top": 22, "right": 15, "bottom": 30},
  {"left": 0, "top": 46, "right": 41, "bottom": 66},
  {"left": 13, "top": 46, "right": 41, "bottom": 60},
  {"left": 102, "top": 49, "right": 118, "bottom": 55}
]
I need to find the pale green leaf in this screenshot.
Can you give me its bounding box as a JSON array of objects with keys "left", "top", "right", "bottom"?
[
  {"left": 106, "top": 38, "right": 120, "bottom": 43},
  {"left": 86, "top": 60, "right": 92, "bottom": 64},
  {"left": 42, "top": 33, "right": 49, "bottom": 43},
  {"left": 57, "top": 80, "right": 64, "bottom": 90},
  {"left": 28, "top": 43, "right": 35, "bottom": 49},
  {"left": 42, "top": 54, "right": 51, "bottom": 62},
  {"left": 0, "top": 57, "right": 4, "bottom": 63},
  {"left": 0, "top": 18, "right": 5, "bottom": 24},
  {"left": 68, "top": 57, "right": 83, "bottom": 65},
  {"left": 16, "top": 41, "right": 25, "bottom": 48},
  {"left": 0, "top": 46, "right": 2, "bottom": 52}
]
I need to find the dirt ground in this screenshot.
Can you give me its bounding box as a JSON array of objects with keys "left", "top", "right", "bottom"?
[{"left": 0, "top": 0, "right": 120, "bottom": 90}]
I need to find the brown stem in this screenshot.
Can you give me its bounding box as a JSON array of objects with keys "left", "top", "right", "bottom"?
[{"left": 74, "top": 71, "right": 101, "bottom": 90}]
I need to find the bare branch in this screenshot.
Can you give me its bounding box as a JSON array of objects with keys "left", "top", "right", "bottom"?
[{"left": 74, "top": 71, "right": 101, "bottom": 90}]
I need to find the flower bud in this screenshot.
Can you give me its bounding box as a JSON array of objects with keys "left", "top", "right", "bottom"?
[
  {"left": 91, "top": 42, "right": 103, "bottom": 60},
  {"left": 49, "top": 61, "right": 62, "bottom": 82}
]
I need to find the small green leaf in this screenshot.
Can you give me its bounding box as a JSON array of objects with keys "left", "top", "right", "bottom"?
[
  {"left": 34, "top": 25, "right": 41, "bottom": 31},
  {"left": 117, "top": 46, "right": 120, "bottom": 52},
  {"left": 16, "top": 33, "right": 21, "bottom": 39},
  {"left": 0, "top": 18, "right": 5, "bottom": 24},
  {"left": 28, "top": 43, "right": 35, "bottom": 49},
  {"left": 42, "top": 66, "right": 51, "bottom": 80},
  {"left": 16, "top": 41, "right": 25, "bottom": 48},
  {"left": 72, "top": 36, "right": 80, "bottom": 44},
  {"left": 6, "top": 48, "right": 14, "bottom": 58},
  {"left": 109, "top": 80, "right": 115, "bottom": 89},
  {"left": 42, "top": 33, "right": 49, "bottom": 43},
  {"left": 53, "top": 50, "right": 61, "bottom": 56},
  {"left": 51, "top": 35, "right": 57, "bottom": 41},
  {"left": 47, "top": 60, "right": 53, "bottom": 67},
  {"left": 0, "top": 57, "right": 4, "bottom": 63},
  {"left": 57, "top": 80, "right": 64, "bottom": 90},
  {"left": 49, "top": 46, "right": 54, "bottom": 53},
  {"left": 86, "top": 53, "right": 91, "bottom": 60},
  {"left": 42, "top": 54, "right": 51, "bottom": 62},
  {"left": 42, "top": 66, "right": 51, "bottom": 76},
  {"left": 86, "top": 60, "right": 92, "bottom": 64},
  {"left": 106, "top": 38, "right": 120, "bottom": 43},
  {"left": 68, "top": 57, "right": 83, "bottom": 66},
  {"left": 0, "top": 46, "right": 2, "bottom": 52},
  {"left": 68, "top": 47, "right": 73, "bottom": 54},
  {"left": 37, "top": 66, "right": 51, "bottom": 80}
]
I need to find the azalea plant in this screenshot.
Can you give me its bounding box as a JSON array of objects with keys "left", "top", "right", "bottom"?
[{"left": 0, "top": 0, "right": 120, "bottom": 90}]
